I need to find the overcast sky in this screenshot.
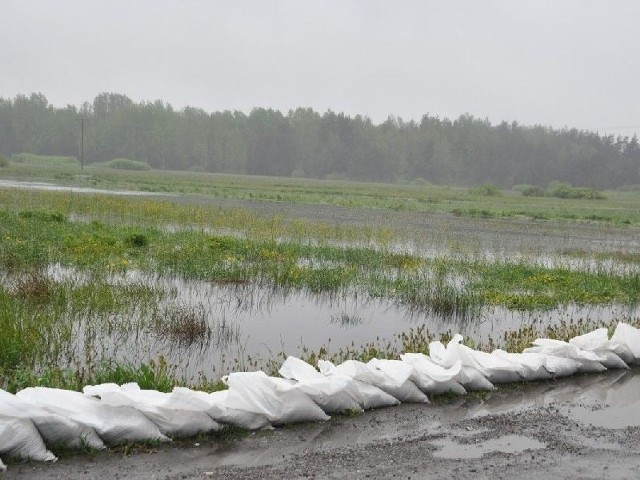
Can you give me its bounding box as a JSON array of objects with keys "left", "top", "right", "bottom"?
[{"left": 2, "top": 0, "right": 639, "bottom": 137}]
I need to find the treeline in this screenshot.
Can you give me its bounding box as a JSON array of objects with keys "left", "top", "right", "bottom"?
[{"left": 1, "top": 92, "right": 639, "bottom": 188}]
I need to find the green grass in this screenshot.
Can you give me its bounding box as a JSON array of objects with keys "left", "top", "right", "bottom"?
[
  {"left": 2, "top": 161, "right": 640, "bottom": 225},
  {"left": 10, "top": 153, "right": 80, "bottom": 167},
  {"left": 92, "top": 158, "right": 152, "bottom": 170},
  {"left": 1, "top": 166, "right": 640, "bottom": 394}
]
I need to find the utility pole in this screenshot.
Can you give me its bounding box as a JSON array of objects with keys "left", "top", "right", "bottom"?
[{"left": 80, "top": 117, "right": 85, "bottom": 170}]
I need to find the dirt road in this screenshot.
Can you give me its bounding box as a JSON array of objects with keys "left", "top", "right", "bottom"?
[{"left": 6, "top": 369, "right": 640, "bottom": 479}]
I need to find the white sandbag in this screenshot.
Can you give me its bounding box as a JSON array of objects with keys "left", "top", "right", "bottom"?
[
  {"left": 0, "top": 390, "right": 104, "bottom": 450},
  {"left": 353, "top": 380, "right": 401, "bottom": 409},
  {"left": 569, "top": 329, "right": 630, "bottom": 369},
  {"left": 456, "top": 365, "right": 495, "bottom": 390},
  {"left": 400, "top": 353, "right": 467, "bottom": 395},
  {"left": 88, "top": 383, "right": 221, "bottom": 438},
  {"left": 569, "top": 328, "right": 611, "bottom": 351},
  {"left": 0, "top": 456, "right": 5, "bottom": 472},
  {"left": 491, "top": 350, "right": 552, "bottom": 381},
  {"left": 524, "top": 339, "right": 607, "bottom": 373},
  {"left": 169, "top": 387, "right": 272, "bottom": 430},
  {"left": 432, "top": 335, "right": 523, "bottom": 384},
  {"left": 318, "top": 359, "right": 386, "bottom": 384},
  {"left": 429, "top": 339, "right": 495, "bottom": 390},
  {"left": 366, "top": 359, "right": 429, "bottom": 403},
  {"left": 82, "top": 383, "right": 121, "bottom": 397},
  {"left": 540, "top": 354, "right": 582, "bottom": 377},
  {"left": 279, "top": 357, "right": 363, "bottom": 413},
  {"left": 222, "top": 372, "right": 330, "bottom": 426},
  {"left": 597, "top": 351, "right": 629, "bottom": 370},
  {"left": 316, "top": 360, "right": 399, "bottom": 409},
  {"left": 16, "top": 387, "right": 169, "bottom": 445},
  {"left": 0, "top": 415, "right": 57, "bottom": 462},
  {"left": 610, "top": 323, "right": 640, "bottom": 364}
]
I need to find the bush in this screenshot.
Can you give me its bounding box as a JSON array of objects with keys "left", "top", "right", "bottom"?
[
  {"left": 100, "top": 158, "right": 152, "bottom": 171},
  {"left": 470, "top": 183, "right": 502, "bottom": 196},
  {"left": 546, "top": 181, "right": 606, "bottom": 200},
  {"left": 521, "top": 186, "right": 546, "bottom": 197},
  {"left": 0, "top": 154, "right": 8, "bottom": 168}
]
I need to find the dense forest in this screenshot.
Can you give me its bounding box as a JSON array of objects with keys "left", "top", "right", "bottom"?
[{"left": 1, "top": 92, "right": 639, "bottom": 188}]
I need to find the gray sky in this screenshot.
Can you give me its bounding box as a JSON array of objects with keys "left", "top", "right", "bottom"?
[{"left": 2, "top": 0, "right": 639, "bottom": 137}]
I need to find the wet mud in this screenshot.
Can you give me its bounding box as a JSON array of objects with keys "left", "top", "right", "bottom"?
[{"left": 6, "top": 369, "right": 640, "bottom": 479}]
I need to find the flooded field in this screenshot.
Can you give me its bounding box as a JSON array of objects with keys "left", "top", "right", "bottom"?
[
  {"left": 1, "top": 179, "right": 640, "bottom": 389},
  {"left": 37, "top": 267, "right": 640, "bottom": 381}
]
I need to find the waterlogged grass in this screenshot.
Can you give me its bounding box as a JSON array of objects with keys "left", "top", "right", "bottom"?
[
  {"left": 3, "top": 164, "right": 640, "bottom": 225},
  {"left": 1, "top": 208, "right": 639, "bottom": 313},
  {"left": 1, "top": 175, "right": 640, "bottom": 392},
  {"left": 0, "top": 188, "right": 398, "bottom": 247},
  {"left": 473, "top": 262, "right": 640, "bottom": 309}
]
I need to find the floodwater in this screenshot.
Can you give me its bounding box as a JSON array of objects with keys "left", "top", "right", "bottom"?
[
  {"left": 3, "top": 180, "right": 640, "bottom": 381},
  {"left": 41, "top": 265, "right": 640, "bottom": 382}
]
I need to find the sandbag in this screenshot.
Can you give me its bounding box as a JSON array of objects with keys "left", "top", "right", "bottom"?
[
  {"left": 569, "top": 329, "right": 630, "bottom": 369},
  {"left": 0, "top": 456, "right": 5, "bottom": 472},
  {"left": 491, "top": 350, "right": 552, "bottom": 381},
  {"left": 0, "top": 389, "right": 104, "bottom": 450},
  {"left": 610, "top": 323, "right": 640, "bottom": 364},
  {"left": 16, "top": 387, "right": 169, "bottom": 445},
  {"left": 429, "top": 339, "right": 495, "bottom": 390},
  {"left": 279, "top": 357, "right": 363, "bottom": 413},
  {"left": 317, "top": 360, "right": 399, "bottom": 409},
  {"left": 169, "top": 387, "right": 272, "bottom": 430},
  {"left": 366, "top": 358, "right": 429, "bottom": 403},
  {"left": 524, "top": 339, "right": 607, "bottom": 373},
  {"left": 222, "top": 372, "right": 330, "bottom": 426},
  {"left": 431, "top": 335, "right": 523, "bottom": 384},
  {"left": 0, "top": 415, "right": 56, "bottom": 463},
  {"left": 323, "top": 359, "right": 425, "bottom": 403},
  {"left": 400, "top": 353, "right": 467, "bottom": 395},
  {"left": 84, "top": 383, "right": 222, "bottom": 438}
]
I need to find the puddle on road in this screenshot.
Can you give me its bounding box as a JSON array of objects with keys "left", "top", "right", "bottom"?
[
  {"left": 563, "top": 370, "right": 640, "bottom": 429},
  {"left": 431, "top": 434, "right": 545, "bottom": 459}
]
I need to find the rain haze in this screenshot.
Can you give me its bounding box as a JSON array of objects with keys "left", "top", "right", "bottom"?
[{"left": 2, "top": 0, "right": 640, "bottom": 137}]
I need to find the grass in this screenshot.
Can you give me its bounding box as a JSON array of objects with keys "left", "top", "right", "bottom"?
[
  {"left": 10, "top": 153, "right": 80, "bottom": 167},
  {"left": 2, "top": 161, "right": 640, "bottom": 225},
  {"left": 0, "top": 166, "right": 639, "bottom": 394}
]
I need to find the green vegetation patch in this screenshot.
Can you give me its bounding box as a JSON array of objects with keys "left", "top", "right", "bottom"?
[
  {"left": 95, "top": 158, "right": 152, "bottom": 170},
  {"left": 521, "top": 181, "right": 607, "bottom": 200},
  {"left": 11, "top": 153, "right": 80, "bottom": 167}
]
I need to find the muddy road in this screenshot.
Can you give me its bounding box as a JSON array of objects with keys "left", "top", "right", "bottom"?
[{"left": 6, "top": 369, "right": 640, "bottom": 480}]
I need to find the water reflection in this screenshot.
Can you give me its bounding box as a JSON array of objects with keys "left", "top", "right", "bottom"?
[
  {"left": 3, "top": 263, "right": 640, "bottom": 383},
  {"left": 69, "top": 270, "right": 640, "bottom": 381}
]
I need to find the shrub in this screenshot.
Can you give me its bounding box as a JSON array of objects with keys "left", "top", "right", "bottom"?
[
  {"left": 0, "top": 153, "right": 8, "bottom": 168},
  {"left": 546, "top": 181, "right": 606, "bottom": 200},
  {"left": 470, "top": 183, "right": 502, "bottom": 196},
  {"left": 126, "top": 232, "right": 149, "bottom": 248},
  {"left": 101, "top": 158, "right": 152, "bottom": 171},
  {"left": 521, "top": 186, "right": 546, "bottom": 197}
]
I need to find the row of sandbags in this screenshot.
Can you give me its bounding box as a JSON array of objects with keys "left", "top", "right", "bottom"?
[{"left": 2, "top": 322, "right": 640, "bottom": 469}]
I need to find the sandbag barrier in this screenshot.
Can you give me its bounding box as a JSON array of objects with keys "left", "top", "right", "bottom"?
[{"left": 2, "top": 322, "right": 640, "bottom": 470}]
